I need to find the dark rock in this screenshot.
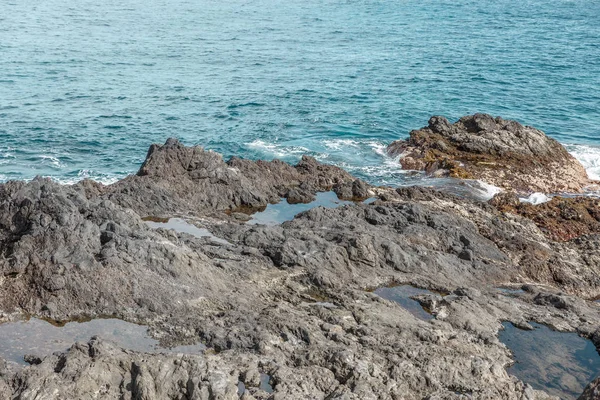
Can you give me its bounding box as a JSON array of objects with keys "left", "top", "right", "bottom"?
[
  {"left": 333, "top": 179, "right": 372, "bottom": 200},
  {"left": 105, "top": 138, "right": 355, "bottom": 217},
  {"left": 1, "top": 140, "right": 599, "bottom": 400},
  {"left": 579, "top": 376, "right": 600, "bottom": 400},
  {"left": 490, "top": 195, "right": 600, "bottom": 241}
]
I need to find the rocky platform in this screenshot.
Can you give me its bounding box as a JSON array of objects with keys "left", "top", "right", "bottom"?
[
  {"left": 0, "top": 135, "right": 600, "bottom": 399},
  {"left": 387, "top": 114, "right": 596, "bottom": 194}
]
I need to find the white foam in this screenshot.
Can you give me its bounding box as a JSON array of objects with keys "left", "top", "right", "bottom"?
[
  {"left": 245, "top": 140, "right": 309, "bottom": 159},
  {"left": 519, "top": 192, "right": 552, "bottom": 205},
  {"left": 49, "top": 169, "right": 123, "bottom": 185},
  {"left": 40, "top": 155, "right": 65, "bottom": 168},
  {"left": 566, "top": 144, "right": 600, "bottom": 181},
  {"left": 468, "top": 180, "right": 503, "bottom": 201},
  {"left": 322, "top": 139, "right": 361, "bottom": 150}
]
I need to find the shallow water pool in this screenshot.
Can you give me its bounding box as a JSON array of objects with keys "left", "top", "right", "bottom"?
[
  {"left": 373, "top": 285, "right": 435, "bottom": 321},
  {"left": 0, "top": 317, "right": 205, "bottom": 366},
  {"left": 247, "top": 191, "right": 355, "bottom": 226},
  {"left": 499, "top": 321, "right": 600, "bottom": 399},
  {"left": 145, "top": 217, "right": 230, "bottom": 245}
]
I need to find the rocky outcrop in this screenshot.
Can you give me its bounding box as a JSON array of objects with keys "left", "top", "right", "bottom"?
[
  {"left": 2, "top": 338, "right": 241, "bottom": 399},
  {"left": 491, "top": 192, "right": 600, "bottom": 241},
  {"left": 101, "top": 138, "right": 363, "bottom": 218},
  {"left": 387, "top": 114, "right": 595, "bottom": 194},
  {"left": 1, "top": 140, "right": 600, "bottom": 399},
  {"left": 579, "top": 376, "right": 600, "bottom": 400}
]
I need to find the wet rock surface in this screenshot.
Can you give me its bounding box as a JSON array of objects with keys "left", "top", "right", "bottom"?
[
  {"left": 0, "top": 138, "right": 600, "bottom": 399},
  {"left": 387, "top": 114, "right": 596, "bottom": 194},
  {"left": 491, "top": 192, "right": 600, "bottom": 241}
]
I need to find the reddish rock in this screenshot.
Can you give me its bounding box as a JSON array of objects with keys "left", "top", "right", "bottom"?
[
  {"left": 388, "top": 114, "right": 596, "bottom": 194},
  {"left": 491, "top": 192, "right": 600, "bottom": 242}
]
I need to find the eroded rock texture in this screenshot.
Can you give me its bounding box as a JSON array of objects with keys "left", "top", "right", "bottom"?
[
  {"left": 387, "top": 114, "right": 595, "bottom": 194},
  {"left": 0, "top": 137, "right": 599, "bottom": 399}
]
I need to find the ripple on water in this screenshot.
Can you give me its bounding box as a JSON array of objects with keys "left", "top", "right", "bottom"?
[
  {"left": 499, "top": 322, "right": 600, "bottom": 399},
  {"left": 0, "top": 318, "right": 206, "bottom": 366}
]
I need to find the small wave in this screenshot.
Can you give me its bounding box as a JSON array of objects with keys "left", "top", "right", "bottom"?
[
  {"left": 40, "top": 155, "right": 65, "bottom": 169},
  {"left": 471, "top": 180, "right": 503, "bottom": 200},
  {"left": 245, "top": 140, "right": 309, "bottom": 159},
  {"left": 52, "top": 169, "right": 123, "bottom": 185},
  {"left": 227, "top": 102, "right": 264, "bottom": 109},
  {"left": 98, "top": 114, "right": 132, "bottom": 119},
  {"left": 566, "top": 144, "right": 600, "bottom": 181},
  {"left": 322, "top": 139, "right": 362, "bottom": 150}
]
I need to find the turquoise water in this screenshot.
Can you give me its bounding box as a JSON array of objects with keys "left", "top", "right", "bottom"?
[{"left": 1, "top": 0, "right": 599, "bottom": 185}]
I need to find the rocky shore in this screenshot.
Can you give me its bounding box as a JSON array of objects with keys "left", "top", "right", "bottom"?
[
  {"left": 387, "top": 114, "right": 597, "bottom": 194},
  {"left": 1, "top": 118, "right": 600, "bottom": 399}
]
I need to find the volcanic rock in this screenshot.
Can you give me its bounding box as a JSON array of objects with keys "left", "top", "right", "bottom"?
[
  {"left": 1, "top": 139, "right": 600, "bottom": 399},
  {"left": 387, "top": 114, "right": 595, "bottom": 194}
]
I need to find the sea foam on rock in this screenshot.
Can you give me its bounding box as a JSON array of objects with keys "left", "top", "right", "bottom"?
[{"left": 387, "top": 114, "right": 596, "bottom": 194}]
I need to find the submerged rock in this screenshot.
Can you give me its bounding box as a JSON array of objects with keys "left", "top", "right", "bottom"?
[{"left": 387, "top": 114, "right": 595, "bottom": 194}]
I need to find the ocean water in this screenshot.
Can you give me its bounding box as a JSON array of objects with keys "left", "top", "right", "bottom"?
[{"left": 1, "top": 0, "right": 599, "bottom": 187}]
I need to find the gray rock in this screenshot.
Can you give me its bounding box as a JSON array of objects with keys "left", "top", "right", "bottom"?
[{"left": 1, "top": 139, "right": 599, "bottom": 399}]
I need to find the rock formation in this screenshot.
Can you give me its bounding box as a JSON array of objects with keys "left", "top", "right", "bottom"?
[
  {"left": 0, "top": 137, "right": 599, "bottom": 399},
  {"left": 387, "top": 114, "right": 595, "bottom": 194},
  {"left": 490, "top": 192, "right": 600, "bottom": 241}
]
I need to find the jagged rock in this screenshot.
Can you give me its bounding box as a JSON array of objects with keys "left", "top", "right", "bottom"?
[
  {"left": 579, "top": 376, "right": 600, "bottom": 400},
  {"left": 2, "top": 338, "right": 239, "bottom": 399},
  {"left": 333, "top": 179, "right": 371, "bottom": 200},
  {"left": 102, "top": 138, "right": 357, "bottom": 217},
  {"left": 1, "top": 140, "right": 600, "bottom": 399},
  {"left": 387, "top": 114, "right": 595, "bottom": 194}
]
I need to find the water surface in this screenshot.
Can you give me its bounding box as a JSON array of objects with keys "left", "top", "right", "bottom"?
[
  {"left": 0, "top": 317, "right": 205, "bottom": 366},
  {"left": 145, "top": 217, "right": 230, "bottom": 244},
  {"left": 1, "top": 0, "right": 599, "bottom": 185},
  {"left": 248, "top": 191, "right": 354, "bottom": 225},
  {"left": 373, "top": 285, "right": 435, "bottom": 321},
  {"left": 499, "top": 322, "right": 600, "bottom": 399}
]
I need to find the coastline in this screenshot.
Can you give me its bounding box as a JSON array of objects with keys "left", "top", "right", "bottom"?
[{"left": 1, "top": 117, "right": 600, "bottom": 399}]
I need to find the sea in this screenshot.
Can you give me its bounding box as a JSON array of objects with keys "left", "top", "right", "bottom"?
[{"left": 1, "top": 0, "right": 599, "bottom": 192}]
